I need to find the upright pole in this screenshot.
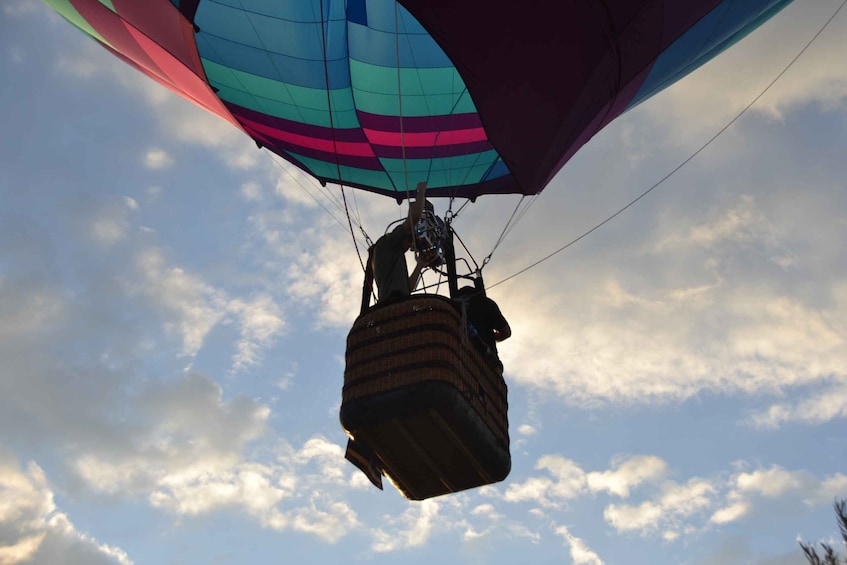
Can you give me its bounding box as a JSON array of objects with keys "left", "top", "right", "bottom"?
[
  {"left": 445, "top": 226, "right": 459, "bottom": 299},
  {"left": 360, "top": 247, "right": 374, "bottom": 315}
]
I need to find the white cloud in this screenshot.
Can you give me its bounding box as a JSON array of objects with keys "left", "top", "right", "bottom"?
[
  {"left": 372, "top": 500, "right": 440, "bottom": 552},
  {"left": 603, "top": 501, "right": 664, "bottom": 533},
  {"left": 228, "top": 294, "right": 285, "bottom": 372},
  {"left": 750, "top": 380, "right": 847, "bottom": 428},
  {"left": 75, "top": 432, "right": 364, "bottom": 544},
  {"left": 149, "top": 463, "right": 288, "bottom": 518},
  {"left": 462, "top": 526, "right": 486, "bottom": 541},
  {"left": 503, "top": 455, "right": 587, "bottom": 508},
  {"left": 637, "top": 0, "right": 847, "bottom": 143},
  {"left": 603, "top": 478, "right": 715, "bottom": 535},
  {"left": 0, "top": 454, "right": 132, "bottom": 565},
  {"left": 290, "top": 500, "right": 360, "bottom": 543},
  {"left": 494, "top": 183, "right": 847, "bottom": 412},
  {"left": 470, "top": 503, "right": 503, "bottom": 519},
  {"left": 708, "top": 466, "right": 847, "bottom": 527},
  {"left": 709, "top": 501, "right": 751, "bottom": 525},
  {"left": 294, "top": 437, "right": 347, "bottom": 485},
  {"left": 586, "top": 455, "right": 668, "bottom": 498},
  {"left": 274, "top": 165, "right": 323, "bottom": 208},
  {"left": 262, "top": 219, "right": 364, "bottom": 329},
  {"left": 654, "top": 195, "right": 780, "bottom": 252},
  {"left": 515, "top": 524, "right": 543, "bottom": 543},
  {"left": 88, "top": 197, "right": 136, "bottom": 247},
  {"left": 737, "top": 466, "right": 847, "bottom": 503},
  {"left": 240, "top": 181, "right": 263, "bottom": 202},
  {"left": 504, "top": 454, "right": 670, "bottom": 509},
  {"left": 52, "top": 26, "right": 260, "bottom": 171},
  {"left": 503, "top": 477, "right": 558, "bottom": 506},
  {"left": 130, "top": 246, "right": 288, "bottom": 370},
  {"left": 91, "top": 218, "right": 127, "bottom": 247},
  {"left": 133, "top": 247, "right": 228, "bottom": 358},
  {"left": 143, "top": 148, "right": 174, "bottom": 170},
  {"left": 518, "top": 424, "right": 538, "bottom": 436},
  {"left": 554, "top": 525, "right": 604, "bottom": 565},
  {"left": 72, "top": 372, "right": 271, "bottom": 495}
]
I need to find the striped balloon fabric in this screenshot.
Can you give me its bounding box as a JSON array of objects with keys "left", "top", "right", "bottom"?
[{"left": 43, "top": 0, "right": 793, "bottom": 200}]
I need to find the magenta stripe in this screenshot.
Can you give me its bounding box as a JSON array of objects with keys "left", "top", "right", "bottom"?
[
  {"left": 225, "top": 102, "right": 369, "bottom": 143},
  {"left": 356, "top": 110, "right": 484, "bottom": 133},
  {"left": 240, "top": 115, "right": 376, "bottom": 157},
  {"left": 242, "top": 128, "right": 383, "bottom": 171},
  {"left": 371, "top": 141, "right": 494, "bottom": 160},
  {"left": 363, "top": 127, "right": 488, "bottom": 148}
]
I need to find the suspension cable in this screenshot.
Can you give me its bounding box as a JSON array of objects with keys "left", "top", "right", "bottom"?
[
  {"left": 319, "top": 0, "right": 369, "bottom": 274},
  {"left": 482, "top": 196, "right": 526, "bottom": 266}
]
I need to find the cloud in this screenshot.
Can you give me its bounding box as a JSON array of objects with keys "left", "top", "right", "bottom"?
[
  {"left": 132, "top": 247, "right": 229, "bottom": 358},
  {"left": 372, "top": 500, "right": 441, "bottom": 552},
  {"left": 503, "top": 454, "right": 668, "bottom": 509},
  {"left": 604, "top": 478, "right": 715, "bottom": 537},
  {"left": 294, "top": 437, "right": 348, "bottom": 485},
  {"left": 709, "top": 502, "right": 751, "bottom": 525},
  {"left": 517, "top": 424, "right": 538, "bottom": 436},
  {"left": 637, "top": 0, "right": 847, "bottom": 143},
  {"left": 273, "top": 161, "right": 323, "bottom": 208},
  {"left": 240, "top": 181, "right": 262, "bottom": 202},
  {"left": 749, "top": 380, "right": 847, "bottom": 428},
  {"left": 51, "top": 24, "right": 260, "bottom": 171},
  {"left": 243, "top": 191, "right": 367, "bottom": 328},
  {"left": 66, "top": 423, "right": 411, "bottom": 547},
  {"left": 228, "top": 294, "right": 285, "bottom": 372},
  {"left": 142, "top": 148, "right": 173, "bottom": 170},
  {"left": 0, "top": 454, "right": 132, "bottom": 565},
  {"left": 77, "top": 434, "right": 362, "bottom": 544},
  {"left": 505, "top": 453, "right": 847, "bottom": 542},
  {"left": 71, "top": 372, "right": 271, "bottom": 495},
  {"left": 504, "top": 455, "right": 587, "bottom": 507},
  {"left": 87, "top": 196, "right": 137, "bottom": 247},
  {"left": 290, "top": 500, "right": 360, "bottom": 544},
  {"left": 586, "top": 455, "right": 668, "bottom": 498},
  {"left": 149, "top": 462, "right": 288, "bottom": 518},
  {"left": 494, "top": 183, "right": 847, "bottom": 414},
  {"left": 129, "top": 247, "right": 286, "bottom": 368},
  {"left": 654, "top": 195, "right": 781, "bottom": 252},
  {"left": 470, "top": 503, "right": 503, "bottom": 519},
  {"left": 710, "top": 466, "right": 847, "bottom": 526},
  {"left": 554, "top": 525, "right": 605, "bottom": 565}
]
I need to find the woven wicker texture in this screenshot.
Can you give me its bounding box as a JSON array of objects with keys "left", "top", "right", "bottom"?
[{"left": 343, "top": 296, "right": 508, "bottom": 445}]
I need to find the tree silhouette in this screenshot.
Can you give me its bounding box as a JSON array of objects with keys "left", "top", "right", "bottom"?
[{"left": 800, "top": 500, "right": 847, "bottom": 565}]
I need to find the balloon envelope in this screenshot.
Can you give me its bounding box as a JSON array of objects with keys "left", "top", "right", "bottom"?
[{"left": 43, "top": 0, "right": 793, "bottom": 199}]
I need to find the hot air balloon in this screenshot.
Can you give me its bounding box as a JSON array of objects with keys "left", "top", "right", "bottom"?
[{"left": 42, "top": 0, "right": 795, "bottom": 500}]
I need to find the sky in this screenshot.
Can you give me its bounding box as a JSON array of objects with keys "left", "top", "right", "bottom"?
[{"left": 2, "top": 1, "right": 847, "bottom": 564}]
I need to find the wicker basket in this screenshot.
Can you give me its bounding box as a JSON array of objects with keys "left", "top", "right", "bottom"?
[{"left": 341, "top": 295, "right": 510, "bottom": 500}]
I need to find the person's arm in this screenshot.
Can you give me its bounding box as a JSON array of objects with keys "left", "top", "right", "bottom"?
[
  {"left": 489, "top": 298, "right": 511, "bottom": 341},
  {"left": 408, "top": 253, "right": 427, "bottom": 292},
  {"left": 493, "top": 321, "right": 511, "bottom": 342},
  {"left": 403, "top": 181, "right": 428, "bottom": 235}
]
